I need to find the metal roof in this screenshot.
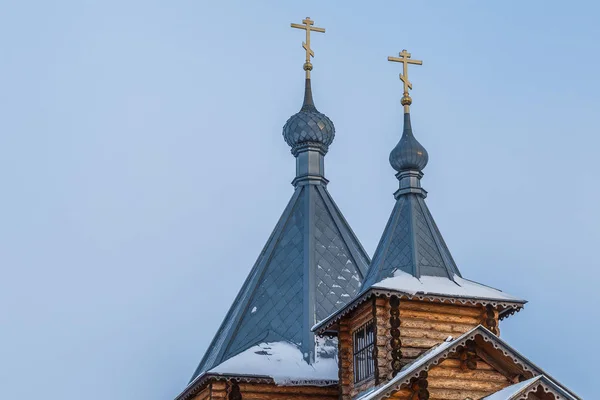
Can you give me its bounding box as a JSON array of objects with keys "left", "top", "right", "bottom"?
[
  {"left": 190, "top": 79, "right": 369, "bottom": 381},
  {"left": 360, "top": 112, "right": 462, "bottom": 292}
]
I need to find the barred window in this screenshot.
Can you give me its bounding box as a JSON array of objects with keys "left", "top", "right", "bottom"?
[{"left": 353, "top": 320, "right": 375, "bottom": 383}]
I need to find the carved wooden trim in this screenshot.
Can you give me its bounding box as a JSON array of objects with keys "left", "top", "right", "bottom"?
[
  {"left": 389, "top": 295, "right": 402, "bottom": 376},
  {"left": 457, "top": 340, "right": 478, "bottom": 371},
  {"left": 314, "top": 289, "right": 524, "bottom": 335}
]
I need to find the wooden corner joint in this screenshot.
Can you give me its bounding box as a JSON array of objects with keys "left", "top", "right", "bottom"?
[
  {"left": 410, "top": 372, "right": 429, "bottom": 400},
  {"left": 227, "top": 380, "right": 242, "bottom": 400},
  {"left": 482, "top": 304, "right": 499, "bottom": 335},
  {"left": 458, "top": 340, "right": 478, "bottom": 371},
  {"left": 389, "top": 295, "right": 402, "bottom": 376}
]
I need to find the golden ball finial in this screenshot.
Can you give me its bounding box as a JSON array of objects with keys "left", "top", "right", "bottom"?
[
  {"left": 303, "top": 62, "right": 313, "bottom": 71},
  {"left": 401, "top": 92, "right": 412, "bottom": 106}
]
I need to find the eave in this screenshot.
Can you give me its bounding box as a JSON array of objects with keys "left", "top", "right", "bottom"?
[
  {"left": 313, "top": 287, "right": 526, "bottom": 335},
  {"left": 174, "top": 372, "right": 337, "bottom": 400}
]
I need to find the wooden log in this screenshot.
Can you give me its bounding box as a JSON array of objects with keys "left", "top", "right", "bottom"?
[
  {"left": 400, "top": 301, "right": 482, "bottom": 317},
  {"left": 400, "top": 327, "right": 460, "bottom": 340},
  {"left": 192, "top": 387, "right": 210, "bottom": 400},
  {"left": 436, "top": 358, "right": 494, "bottom": 370},
  {"left": 241, "top": 393, "right": 336, "bottom": 400},
  {"left": 389, "top": 388, "right": 414, "bottom": 399},
  {"left": 401, "top": 337, "right": 442, "bottom": 349},
  {"left": 401, "top": 347, "right": 427, "bottom": 358},
  {"left": 428, "top": 377, "right": 507, "bottom": 391},
  {"left": 399, "top": 309, "right": 481, "bottom": 325},
  {"left": 427, "top": 366, "right": 510, "bottom": 382},
  {"left": 237, "top": 384, "right": 336, "bottom": 395},
  {"left": 428, "top": 388, "right": 491, "bottom": 400},
  {"left": 399, "top": 318, "right": 475, "bottom": 333}
]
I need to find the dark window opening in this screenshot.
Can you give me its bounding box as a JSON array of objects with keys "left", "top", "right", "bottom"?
[{"left": 353, "top": 320, "right": 375, "bottom": 383}]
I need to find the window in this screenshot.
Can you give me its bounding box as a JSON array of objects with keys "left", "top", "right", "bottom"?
[{"left": 353, "top": 320, "right": 375, "bottom": 383}]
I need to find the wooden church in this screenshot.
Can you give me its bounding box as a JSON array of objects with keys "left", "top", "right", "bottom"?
[{"left": 174, "top": 18, "right": 580, "bottom": 400}]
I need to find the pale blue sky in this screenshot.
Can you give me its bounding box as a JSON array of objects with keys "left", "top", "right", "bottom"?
[{"left": 1, "top": 1, "right": 598, "bottom": 399}]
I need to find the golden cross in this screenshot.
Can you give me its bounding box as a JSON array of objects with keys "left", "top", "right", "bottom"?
[
  {"left": 388, "top": 49, "right": 423, "bottom": 112},
  {"left": 291, "top": 17, "right": 326, "bottom": 78}
]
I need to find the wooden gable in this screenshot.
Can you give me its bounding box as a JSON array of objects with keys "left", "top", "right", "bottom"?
[{"left": 354, "top": 326, "right": 579, "bottom": 400}]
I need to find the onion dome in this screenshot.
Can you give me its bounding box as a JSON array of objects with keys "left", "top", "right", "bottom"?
[
  {"left": 283, "top": 79, "right": 335, "bottom": 153},
  {"left": 389, "top": 113, "right": 429, "bottom": 172}
]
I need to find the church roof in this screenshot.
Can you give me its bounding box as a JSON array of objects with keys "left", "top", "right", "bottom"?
[
  {"left": 189, "top": 78, "right": 369, "bottom": 382},
  {"left": 359, "top": 111, "right": 523, "bottom": 303},
  {"left": 355, "top": 325, "right": 580, "bottom": 400}
]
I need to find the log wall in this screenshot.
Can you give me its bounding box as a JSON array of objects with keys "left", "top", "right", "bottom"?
[
  {"left": 235, "top": 382, "right": 337, "bottom": 399},
  {"left": 339, "top": 300, "right": 378, "bottom": 400},
  {"left": 426, "top": 357, "right": 511, "bottom": 400},
  {"left": 191, "top": 385, "right": 211, "bottom": 400},
  {"left": 398, "top": 300, "right": 497, "bottom": 366},
  {"left": 191, "top": 381, "right": 337, "bottom": 400}
]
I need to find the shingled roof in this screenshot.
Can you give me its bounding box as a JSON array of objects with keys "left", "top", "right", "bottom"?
[
  {"left": 360, "top": 112, "right": 523, "bottom": 305},
  {"left": 189, "top": 78, "right": 369, "bottom": 381}
]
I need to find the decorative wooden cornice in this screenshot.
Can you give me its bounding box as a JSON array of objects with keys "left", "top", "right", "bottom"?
[
  {"left": 512, "top": 377, "right": 578, "bottom": 400},
  {"left": 314, "top": 288, "right": 525, "bottom": 335},
  {"left": 174, "top": 373, "right": 337, "bottom": 400}
]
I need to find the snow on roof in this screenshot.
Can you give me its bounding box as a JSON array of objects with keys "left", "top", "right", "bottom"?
[
  {"left": 482, "top": 377, "right": 540, "bottom": 399},
  {"left": 208, "top": 338, "right": 338, "bottom": 386},
  {"left": 372, "top": 270, "right": 525, "bottom": 303}
]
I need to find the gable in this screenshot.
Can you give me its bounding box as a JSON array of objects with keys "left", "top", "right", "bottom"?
[{"left": 357, "top": 326, "right": 580, "bottom": 400}]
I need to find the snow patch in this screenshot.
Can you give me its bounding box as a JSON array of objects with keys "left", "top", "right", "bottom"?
[
  {"left": 372, "top": 270, "right": 524, "bottom": 302},
  {"left": 209, "top": 339, "right": 339, "bottom": 385}
]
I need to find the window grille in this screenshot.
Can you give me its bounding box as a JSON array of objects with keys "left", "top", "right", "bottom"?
[{"left": 353, "top": 320, "right": 375, "bottom": 383}]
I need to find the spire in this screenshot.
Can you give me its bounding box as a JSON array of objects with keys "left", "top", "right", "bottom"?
[
  {"left": 359, "top": 50, "right": 524, "bottom": 307},
  {"left": 186, "top": 18, "right": 370, "bottom": 384},
  {"left": 283, "top": 17, "right": 334, "bottom": 186},
  {"left": 387, "top": 50, "right": 428, "bottom": 197},
  {"left": 361, "top": 49, "right": 463, "bottom": 290}
]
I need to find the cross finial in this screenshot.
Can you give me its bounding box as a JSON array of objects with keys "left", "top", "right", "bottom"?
[
  {"left": 388, "top": 49, "right": 423, "bottom": 113},
  {"left": 291, "top": 17, "right": 326, "bottom": 79}
]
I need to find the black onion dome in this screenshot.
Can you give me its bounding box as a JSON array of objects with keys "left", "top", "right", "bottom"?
[
  {"left": 390, "top": 113, "right": 429, "bottom": 172},
  {"left": 283, "top": 79, "right": 335, "bottom": 151}
]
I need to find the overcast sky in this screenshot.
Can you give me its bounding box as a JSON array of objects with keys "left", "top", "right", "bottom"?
[{"left": 1, "top": 1, "right": 598, "bottom": 399}]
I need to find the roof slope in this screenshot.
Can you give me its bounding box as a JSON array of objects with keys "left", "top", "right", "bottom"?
[
  {"left": 191, "top": 183, "right": 369, "bottom": 380},
  {"left": 359, "top": 112, "right": 522, "bottom": 306},
  {"left": 361, "top": 191, "right": 461, "bottom": 290}
]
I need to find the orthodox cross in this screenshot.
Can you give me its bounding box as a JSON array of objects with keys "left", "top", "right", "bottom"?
[
  {"left": 388, "top": 49, "right": 423, "bottom": 112},
  {"left": 291, "top": 17, "right": 325, "bottom": 78}
]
